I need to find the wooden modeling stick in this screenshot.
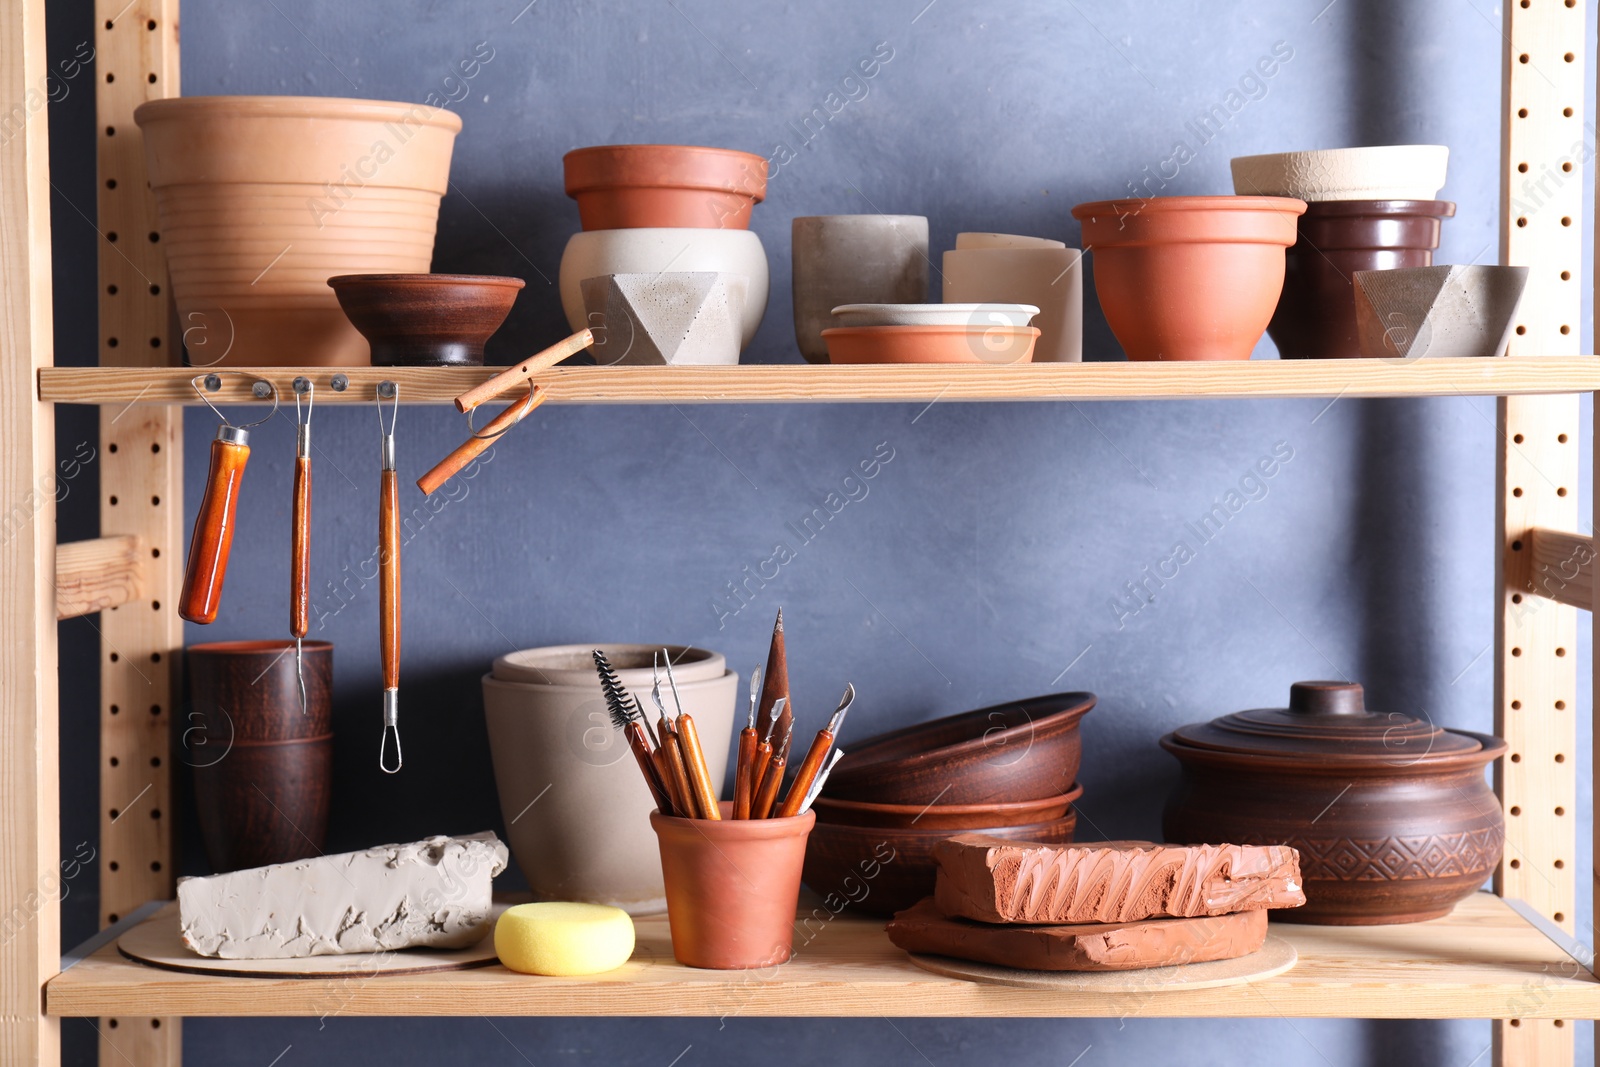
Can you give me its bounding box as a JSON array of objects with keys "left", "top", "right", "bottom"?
[
  {"left": 676, "top": 714, "right": 722, "bottom": 821},
  {"left": 755, "top": 608, "right": 792, "bottom": 755},
  {"left": 417, "top": 385, "right": 546, "bottom": 496},
  {"left": 452, "top": 329, "right": 592, "bottom": 413}
]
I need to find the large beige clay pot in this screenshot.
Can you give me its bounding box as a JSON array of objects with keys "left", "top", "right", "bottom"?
[
  {"left": 482, "top": 644, "right": 737, "bottom": 915},
  {"left": 134, "top": 96, "right": 462, "bottom": 366}
]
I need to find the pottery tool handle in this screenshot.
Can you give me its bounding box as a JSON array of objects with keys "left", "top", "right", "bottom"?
[
  {"left": 179, "top": 428, "right": 251, "bottom": 625},
  {"left": 379, "top": 467, "right": 400, "bottom": 690},
  {"left": 418, "top": 386, "right": 546, "bottom": 496},
  {"left": 775, "top": 728, "right": 833, "bottom": 819},
  {"left": 659, "top": 719, "right": 696, "bottom": 819},
  {"left": 626, "top": 722, "right": 672, "bottom": 815},
  {"left": 732, "top": 727, "right": 758, "bottom": 819},
  {"left": 453, "top": 329, "right": 592, "bottom": 413},
  {"left": 652, "top": 745, "right": 684, "bottom": 817},
  {"left": 290, "top": 454, "right": 311, "bottom": 637},
  {"left": 676, "top": 714, "right": 722, "bottom": 820},
  {"left": 752, "top": 753, "right": 786, "bottom": 820}
]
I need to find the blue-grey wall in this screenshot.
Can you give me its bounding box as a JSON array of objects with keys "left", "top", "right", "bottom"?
[{"left": 47, "top": 0, "right": 1599, "bottom": 1063}]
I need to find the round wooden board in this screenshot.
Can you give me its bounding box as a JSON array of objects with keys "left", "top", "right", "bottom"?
[
  {"left": 908, "top": 934, "right": 1297, "bottom": 991},
  {"left": 117, "top": 906, "right": 504, "bottom": 978}
]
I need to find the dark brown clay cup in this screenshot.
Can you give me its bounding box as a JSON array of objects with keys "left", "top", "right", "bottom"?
[
  {"left": 650, "top": 802, "right": 813, "bottom": 969},
  {"left": 1269, "top": 200, "right": 1455, "bottom": 359},
  {"left": 327, "top": 273, "right": 525, "bottom": 367},
  {"left": 186, "top": 639, "right": 333, "bottom": 872}
]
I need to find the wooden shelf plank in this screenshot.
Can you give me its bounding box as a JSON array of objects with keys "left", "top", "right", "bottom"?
[
  {"left": 54, "top": 535, "right": 143, "bottom": 620},
  {"left": 44, "top": 894, "right": 1600, "bottom": 1020},
  {"left": 36, "top": 357, "right": 1600, "bottom": 406}
]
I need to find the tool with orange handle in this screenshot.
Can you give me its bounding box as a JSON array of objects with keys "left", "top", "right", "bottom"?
[
  {"left": 377, "top": 381, "right": 403, "bottom": 773},
  {"left": 732, "top": 665, "right": 762, "bottom": 819},
  {"left": 749, "top": 697, "right": 783, "bottom": 809},
  {"left": 179, "top": 375, "right": 278, "bottom": 625},
  {"left": 751, "top": 718, "right": 792, "bottom": 820},
  {"left": 289, "top": 378, "right": 314, "bottom": 713},
  {"left": 452, "top": 329, "right": 592, "bottom": 414},
  {"left": 776, "top": 683, "right": 854, "bottom": 819},
  {"left": 418, "top": 385, "right": 545, "bottom": 496}
]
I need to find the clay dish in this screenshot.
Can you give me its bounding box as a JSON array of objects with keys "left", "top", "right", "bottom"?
[
  {"left": 328, "top": 274, "right": 524, "bottom": 367},
  {"left": 812, "top": 783, "right": 1083, "bottom": 830},
  {"left": 563, "top": 144, "right": 768, "bottom": 230},
  {"left": 1230, "top": 145, "right": 1449, "bottom": 201},
  {"left": 830, "top": 304, "right": 1039, "bottom": 328},
  {"left": 823, "top": 691, "right": 1094, "bottom": 805},
  {"left": 821, "top": 324, "right": 1038, "bottom": 365}
]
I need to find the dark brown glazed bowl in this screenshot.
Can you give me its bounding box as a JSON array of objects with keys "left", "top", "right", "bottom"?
[
  {"left": 811, "top": 784, "right": 1083, "bottom": 830},
  {"left": 328, "top": 273, "right": 525, "bottom": 366},
  {"left": 822, "top": 692, "right": 1094, "bottom": 805},
  {"left": 1268, "top": 200, "right": 1454, "bottom": 359},
  {"left": 802, "top": 811, "right": 1078, "bottom": 917},
  {"left": 1160, "top": 681, "right": 1504, "bottom": 925}
]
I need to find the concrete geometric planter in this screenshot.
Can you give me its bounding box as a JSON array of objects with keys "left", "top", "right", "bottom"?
[
  {"left": 1353, "top": 265, "right": 1529, "bottom": 359},
  {"left": 580, "top": 272, "right": 748, "bottom": 365}
]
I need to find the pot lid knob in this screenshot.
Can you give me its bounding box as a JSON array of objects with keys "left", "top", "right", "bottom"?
[{"left": 1288, "top": 681, "right": 1364, "bottom": 716}]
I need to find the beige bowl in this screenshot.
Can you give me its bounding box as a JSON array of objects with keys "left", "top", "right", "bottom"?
[{"left": 1230, "top": 145, "right": 1449, "bottom": 201}]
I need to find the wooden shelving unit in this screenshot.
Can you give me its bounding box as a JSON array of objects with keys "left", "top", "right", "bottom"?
[{"left": 0, "top": 0, "right": 1592, "bottom": 1064}]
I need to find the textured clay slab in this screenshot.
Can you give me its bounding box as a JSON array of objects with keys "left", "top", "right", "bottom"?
[
  {"left": 933, "top": 837, "right": 1304, "bottom": 924},
  {"left": 885, "top": 897, "right": 1268, "bottom": 972}
]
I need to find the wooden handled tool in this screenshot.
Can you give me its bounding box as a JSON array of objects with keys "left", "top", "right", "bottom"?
[
  {"left": 749, "top": 696, "right": 783, "bottom": 809},
  {"left": 776, "top": 683, "right": 854, "bottom": 819},
  {"left": 377, "top": 381, "right": 403, "bottom": 774},
  {"left": 289, "top": 379, "right": 314, "bottom": 714},
  {"left": 417, "top": 385, "right": 545, "bottom": 496},
  {"left": 658, "top": 717, "right": 695, "bottom": 818},
  {"left": 452, "top": 329, "right": 592, "bottom": 413},
  {"left": 626, "top": 721, "right": 673, "bottom": 815},
  {"left": 732, "top": 665, "right": 762, "bottom": 819},
  {"left": 180, "top": 375, "right": 278, "bottom": 625},
  {"left": 676, "top": 713, "right": 722, "bottom": 820},
  {"left": 756, "top": 608, "right": 793, "bottom": 758},
  {"left": 751, "top": 746, "right": 787, "bottom": 820}
]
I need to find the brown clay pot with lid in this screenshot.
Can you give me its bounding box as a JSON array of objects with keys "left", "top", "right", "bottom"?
[{"left": 1160, "top": 681, "right": 1505, "bottom": 925}]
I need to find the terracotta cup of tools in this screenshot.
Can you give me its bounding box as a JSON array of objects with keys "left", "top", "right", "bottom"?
[
  {"left": 185, "top": 640, "right": 333, "bottom": 873},
  {"left": 650, "top": 802, "right": 815, "bottom": 968}
]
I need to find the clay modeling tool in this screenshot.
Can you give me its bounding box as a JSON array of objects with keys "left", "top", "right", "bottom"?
[
  {"left": 179, "top": 374, "right": 279, "bottom": 624},
  {"left": 751, "top": 716, "right": 793, "bottom": 819},
  {"left": 755, "top": 608, "right": 793, "bottom": 759},
  {"left": 593, "top": 650, "right": 672, "bottom": 814},
  {"left": 776, "top": 682, "right": 854, "bottom": 819},
  {"left": 798, "top": 748, "right": 845, "bottom": 816},
  {"left": 289, "top": 377, "right": 314, "bottom": 714},
  {"left": 417, "top": 384, "right": 547, "bottom": 496},
  {"left": 377, "top": 380, "right": 403, "bottom": 774},
  {"left": 452, "top": 328, "right": 593, "bottom": 414},
  {"left": 732, "top": 665, "right": 762, "bottom": 819},
  {"left": 749, "top": 696, "right": 783, "bottom": 807},
  {"left": 657, "top": 651, "right": 720, "bottom": 820},
  {"left": 650, "top": 659, "right": 695, "bottom": 817}
]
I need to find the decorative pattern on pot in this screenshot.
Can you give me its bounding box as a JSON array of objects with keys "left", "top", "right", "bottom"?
[
  {"left": 134, "top": 96, "right": 462, "bottom": 367},
  {"left": 1160, "top": 680, "right": 1505, "bottom": 925},
  {"left": 1071, "top": 196, "right": 1304, "bottom": 361}
]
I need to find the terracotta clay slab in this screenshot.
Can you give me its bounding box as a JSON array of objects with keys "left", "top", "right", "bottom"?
[
  {"left": 907, "top": 935, "right": 1297, "bottom": 992},
  {"left": 117, "top": 902, "right": 504, "bottom": 978},
  {"left": 885, "top": 898, "right": 1267, "bottom": 972},
  {"left": 933, "top": 837, "right": 1304, "bottom": 924}
]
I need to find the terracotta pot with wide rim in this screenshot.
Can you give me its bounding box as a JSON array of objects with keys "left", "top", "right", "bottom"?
[
  {"left": 1269, "top": 200, "right": 1455, "bottom": 359},
  {"left": 651, "top": 802, "right": 814, "bottom": 968},
  {"left": 1160, "top": 680, "right": 1505, "bottom": 925},
  {"left": 1072, "top": 196, "right": 1305, "bottom": 361},
  {"left": 563, "top": 145, "right": 768, "bottom": 230},
  {"left": 134, "top": 96, "right": 462, "bottom": 367}
]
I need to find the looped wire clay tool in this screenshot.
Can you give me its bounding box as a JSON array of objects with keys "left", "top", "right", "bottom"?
[
  {"left": 377, "top": 380, "right": 403, "bottom": 773},
  {"left": 180, "top": 374, "right": 279, "bottom": 624},
  {"left": 290, "top": 377, "right": 314, "bottom": 714}
]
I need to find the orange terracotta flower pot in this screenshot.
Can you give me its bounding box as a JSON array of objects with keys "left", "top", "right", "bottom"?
[
  {"left": 1072, "top": 196, "right": 1306, "bottom": 361},
  {"left": 822, "top": 325, "right": 1039, "bottom": 364},
  {"left": 650, "top": 803, "right": 814, "bottom": 969},
  {"left": 564, "top": 145, "right": 767, "bottom": 230}
]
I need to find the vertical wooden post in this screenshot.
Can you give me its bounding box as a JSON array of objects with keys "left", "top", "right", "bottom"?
[
  {"left": 95, "top": 2, "right": 182, "bottom": 1064},
  {"left": 0, "top": 0, "right": 61, "bottom": 1063},
  {"left": 1494, "top": 0, "right": 1587, "bottom": 1064}
]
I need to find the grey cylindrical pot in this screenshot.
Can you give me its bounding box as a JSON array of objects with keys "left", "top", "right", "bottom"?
[
  {"left": 482, "top": 644, "right": 737, "bottom": 915},
  {"left": 792, "top": 215, "right": 929, "bottom": 363}
]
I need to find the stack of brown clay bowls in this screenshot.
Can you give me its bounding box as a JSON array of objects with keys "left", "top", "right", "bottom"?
[
  {"left": 1267, "top": 201, "right": 1455, "bottom": 359},
  {"left": 1071, "top": 196, "right": 1305, "bottom": 360},
  {"left": 803, "top": 692, "right": 1094, "bottom": 916},
  {"left": 1161, "top": 680, "right": 1505, "bottom": 924},
  {"left": 185, "top": 640, "right": 333, "bottom": 873},
  {"left": 133, "top": 97, "right": 462, "bottom": 366},
  {"left": 559, "top": 145, "right": 770, "bottom": 364}
]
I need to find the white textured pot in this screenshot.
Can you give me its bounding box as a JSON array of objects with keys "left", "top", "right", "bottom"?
[
  {"left": 482, "top": 644, "right": 737, "bottom": 915},
  {"left": 1230, "top": 145, "right": 1449, "bottom": 202}
]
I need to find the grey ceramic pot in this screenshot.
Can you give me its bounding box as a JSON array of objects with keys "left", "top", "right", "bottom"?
[{"left": 792, "top": 215, "right": 929, "bottom": 363}]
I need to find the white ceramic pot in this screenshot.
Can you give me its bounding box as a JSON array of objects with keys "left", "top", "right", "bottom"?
[
  {"left": 831, "top": 303, "right": 1038, "bottom": 328},
  {"left": 792, "top": 215, "right": 929, "bottom": 364},
  {"left": 954, "top": 232, "right": 1067, "bottom": 251},
  {"left": 942, "top": 247, "right": 1084, "bottom": 362},
  {"left": 1230, "top": 145, "right": 1449, "bottom": 202},
  {"left": 482, "top": 644, "right": 737, "bottom": 915},
  {"left": 559, "top": 229, "right": 768, "bottom": 349}
]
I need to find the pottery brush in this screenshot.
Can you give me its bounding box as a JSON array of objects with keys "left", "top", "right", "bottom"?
[
  {"left": 752, "top": 714, "right": 794, "bottom": 819},
  {"left": 593, "top": 649, "right": 672, "bottom": 815},
  {"left": 755, "top": 608, "right": 792, "bottom": 755},
  {"left": 797, "top": 748, "right": 845, "bottom": 816},
  {"left": 732, "top": 665, "right": 762, "bottom": 819},
  {"left": 775, "top": 683, "right": 854, "bottom": 819},
  {"left": 662, "top": 649, "right": 721, "bottom": 820},
  {"left": 749, "top": 696, "right": 784, "bottom": 809},
  {"left": 651, "top": 654, "right": 698, "bottom": 818}
]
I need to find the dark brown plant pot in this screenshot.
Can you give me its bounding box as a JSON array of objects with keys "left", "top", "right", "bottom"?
[
  {"left": 1268, "top": 200, "right": 1455, "bottom": 360},
  {"left": 328, "top": 274, "right": 525, "bottom": 367},
  {"left": 192, "top": 737, "right": 333, "bottom": 873}
]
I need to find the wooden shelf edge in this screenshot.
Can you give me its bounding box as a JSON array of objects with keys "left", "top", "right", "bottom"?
[
  {"left": 54, "top": 534, "right": 143, "bottom": 620},
  {"left": 44, "top": 893, "right": 1600, "bottom": 1020},
  {"left": 36, "top": 356, "right": 1600, "bottom": 406}
]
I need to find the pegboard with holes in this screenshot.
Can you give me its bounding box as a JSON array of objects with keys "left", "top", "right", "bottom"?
[{"left": 94, "top": 2, "right": 182, "bottom": 1064}]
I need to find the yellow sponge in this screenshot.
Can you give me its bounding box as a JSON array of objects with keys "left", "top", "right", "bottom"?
[{"left": 494, "top": 902, "right": 635, "bottom": 976}]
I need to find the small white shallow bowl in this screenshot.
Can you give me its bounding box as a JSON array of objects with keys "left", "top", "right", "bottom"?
[
  {"left": 1230, "top": 145, "right": 1449, "bottom": 202},
  {"left": 831, "top": 302, "right": 1039, "bottom": 328}
]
